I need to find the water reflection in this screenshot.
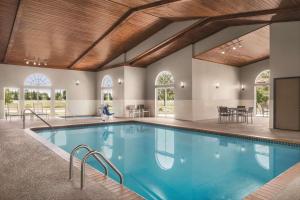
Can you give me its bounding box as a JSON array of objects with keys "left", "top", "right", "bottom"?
[
  {"left": 100, "top": 126, "right": 114, "bottom": 159},
  {"left": 255, "top": 144, "right": 270, "bottom": 170},
  {"left": 155, "top": 128, "right": 174, "bottom": 170}
]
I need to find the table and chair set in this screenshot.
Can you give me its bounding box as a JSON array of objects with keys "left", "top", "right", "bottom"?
[
  {"left": 126, "top": 104, "right": 150, "bottom": 118},
  {"left": 217, "top": 106, "right": 254, "bottom": 124}
]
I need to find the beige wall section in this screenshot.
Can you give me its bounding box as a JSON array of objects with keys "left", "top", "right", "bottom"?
[
  {"left": 0, "top": 64, "right": 97, "bottom": 118},
  {"left": 124, "top": 67, "right": 146, "bottom": 117},
  {"left": 145, "top": 45, "right": 193, "bottom": 120},
  {"left": 106, "top": 20, "right": 197, "bottom": 65},
  {"left": 239, "top": 59, "right": 270, "bottom": 108},
  {"left": 97, "top": 66, "right": 147, "bottom": 117},
  {"left": 269, "top": 21, "right": 300, "bottom": 128},
  {"left": 127, "top": 20, "right": 197, "bottom": 61},
  {"left": 192, "top": 59, "right": 240, "bottom": 120},
  {"left": 97, "top": 66, "right": 125, "bottom": 117}
]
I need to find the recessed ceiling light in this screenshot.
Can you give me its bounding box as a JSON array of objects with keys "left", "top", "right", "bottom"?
[
  {"left": 232, "top": 46, "right": 236, "bottom": 50},
  {"left": 221, "top": 51, "right": 225, "bottom": 54}
]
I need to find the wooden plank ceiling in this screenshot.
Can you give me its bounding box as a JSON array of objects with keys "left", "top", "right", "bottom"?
[
  {"left": 0, "top": 0, "right": 300, "bottom": 71},
  {"left": 194, "top": 26, "right": 270, "bottom": 67}
]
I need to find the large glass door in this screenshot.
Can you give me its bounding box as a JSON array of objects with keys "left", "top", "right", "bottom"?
[
  {"left": 4, "top": 87, "right": 20, "bottom": 117},
  {"left": 55, "top": 89, "right": 66, "bottom": 116},
  {"left": 255, "top": 85, "right": 270, "bottom": 117},
  {"left": 24, "top": 88, "right": 51, "bottom": 114},
  {"left": 156, "top": 87, "right": 175, "bottom": 118}
]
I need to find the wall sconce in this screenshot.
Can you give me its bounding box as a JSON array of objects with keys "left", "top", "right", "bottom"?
[
  {"left": 215, "top": 82, "right": 220, "bottom": 89},
  {"left": 180, "top": 81, "right": 185, "bottom": 88},
  {"left": 118, "top": 78, "right": 123, "bottom": 85},
  {"left": 75, "top": 80, "right": 80, "bottom": 86},
  {"left": 241, "top": 84, "right": 246, "bottom": 91}
]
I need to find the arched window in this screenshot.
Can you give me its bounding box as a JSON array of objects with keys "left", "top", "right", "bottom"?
[
  {"left": 24, "top": 73, "right": 52, "bottom": 113},
  {"left": 101, "top": 75, "right": 113, "bottom": 88},
  {"left": 24, "top": 73, "right": 51, "bottom": 87},
  {"left": 155, "top": 71, "right": 175, "bottom": 86},
  {"left": 155, "top": 128, "right": 174, "bottom": 170},
  {"left": 255, "top": 70, "right": 270, "bottom": 85},
  {"left": 155, "top": 71, "right": 175, "bottom": 118},
  {"left": 255, "top": 70, "right": 270, "bottom": 116},
  {"left": 101, "top": 75, "right": 113, "bottom": 108}
]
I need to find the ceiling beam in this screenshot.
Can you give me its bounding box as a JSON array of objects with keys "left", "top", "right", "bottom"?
[
  {"left": 2, "top": 0, "right": 21, "bottom": 63},
  {"left": 68, "top": 0, "right": 180, "bottom": 69},
  {"left": 124, "top": 6, "right": 300, "bottom": 68}
]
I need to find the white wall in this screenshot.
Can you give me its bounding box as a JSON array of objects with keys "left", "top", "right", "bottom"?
[
  {"left": 269, "top": 21, "right": 300, "bottom": 128},
  {"left": 124, "top": 67, "right": 146, "bottom": 117},
  {"left": 192, "top": 59, "right": 240, "bottom": 120},
  {"left": 0, "top": 64, "right": 97, "bottom": 118},
  {"left": 142, "top": 24, "right": 268, "bottom": 121},
  {"left": 145, "top": 45, "right": 193, "bottom": 120},
  {"left": 239, "top": 59, "right": 270, "bottom": 108}
]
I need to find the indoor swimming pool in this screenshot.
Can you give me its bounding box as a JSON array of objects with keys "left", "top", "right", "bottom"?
[{"left": 35, "top": 122, "right": 300, "bottom": 200}]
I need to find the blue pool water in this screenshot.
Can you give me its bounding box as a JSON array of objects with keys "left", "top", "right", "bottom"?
[{"left": 36, "top": 123, "right": 300, "bottom": 200}]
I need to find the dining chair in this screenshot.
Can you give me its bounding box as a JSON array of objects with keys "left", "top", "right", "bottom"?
[
  {"left": 218, "top": 106, "right": 230, "bottom": 123},
  {"left": 246, "top": 107, "right": 254, "bottom": 124},
  {"left": 237, "top": 107, "right": 247, "bottom": 122}
]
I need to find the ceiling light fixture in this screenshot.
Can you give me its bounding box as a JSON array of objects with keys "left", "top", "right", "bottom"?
[
  {"left": 24, "top": 57, "right": 48, "bottom": 66},
  {"left": 220, "top": 39, "right": 243, "bottom": 54}
]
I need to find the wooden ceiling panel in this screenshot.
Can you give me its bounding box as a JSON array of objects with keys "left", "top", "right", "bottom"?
[
  {"left": 114, "top": 6, "right": 300, "bottom": 70},
  {"left": 73, "top": 12, "right": 169, "bottom": 70},
  {"left": 2, "top": 0, "right": 300, "bottom": 71},
  {"left": 144, "top": 0, "right": 300, "bottom": 20},
  {"left": 194, "top": 26, "right": 270, "bottom": 67},
  {"left": 110, "top": 0, "right": 160, "bottom": 8},
  {"left": 4, "top": 0, "right": 129, "bottom": 68},
  {"left": 0, "top": 0, "right": 19, "bottom": 62}
]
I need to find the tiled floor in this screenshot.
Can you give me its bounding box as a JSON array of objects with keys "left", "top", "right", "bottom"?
[
  {"left": 0, "top": 117, "right": 140, "bottom": 200},
  {"left": 1, "top": 116, "right": 300, "bottom": 200}
]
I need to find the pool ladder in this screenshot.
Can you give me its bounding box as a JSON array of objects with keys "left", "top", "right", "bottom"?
[{"left": 69, "top": 144, "right": 123, "bottom": 189}]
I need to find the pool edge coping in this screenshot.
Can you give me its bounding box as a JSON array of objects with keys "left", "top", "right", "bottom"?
[
  {"left": 24, "top": 128, "right": 144, "bottom": 200},
  {"left": 244, "top": 162, "right": 300, "bottom": 200}
]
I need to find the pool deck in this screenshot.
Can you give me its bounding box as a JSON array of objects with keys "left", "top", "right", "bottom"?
[{"left": 1, "top": 116, "right": 300, "bottom": 199}]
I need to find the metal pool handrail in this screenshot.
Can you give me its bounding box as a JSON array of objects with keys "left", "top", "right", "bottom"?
[
  {"left": 81, "top": 150, "right": 124, "bottom": 189},
  {"left": 23, "top": 108, "right": 52, "bottom": 129},
  {"left": 69, "top": 144, "right": 108, "bottom": 180}
]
